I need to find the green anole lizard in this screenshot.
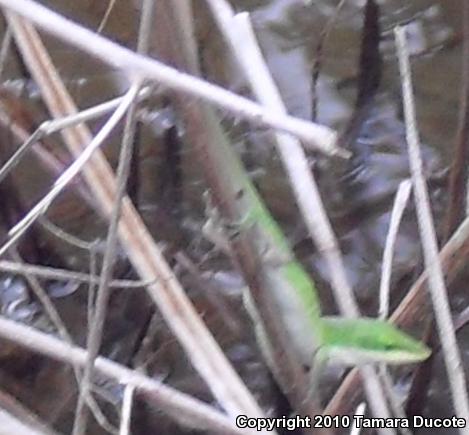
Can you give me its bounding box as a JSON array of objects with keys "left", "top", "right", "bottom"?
[
  {"left": 155, "top": 0, "right": 429, "bottom": 393},
  {"left": 201, "top": 109, "right": 430, "bottom": 382}
]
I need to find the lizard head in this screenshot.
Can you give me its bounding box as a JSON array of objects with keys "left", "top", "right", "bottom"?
[{"left": 321, "top": 317, "right": 431, "bottom": 365}]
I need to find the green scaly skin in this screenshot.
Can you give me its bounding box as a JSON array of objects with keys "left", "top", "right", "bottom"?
[{"left": 205, "top": 109, "right": 430, "bottom": 371}]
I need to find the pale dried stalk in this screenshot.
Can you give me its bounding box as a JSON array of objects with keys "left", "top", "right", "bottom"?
[
  {"left": 395, "top": 25, "right": 469, "bottom": 430},
  {"left": 119, "top": 385, "right": 134, "bottom": 435},
  {"left": 0, "top": 0, "right": 344, "bottom": 157},
  {"left": 5, "top": 13, "right": 268, "bottom": 425},
  {"left": 379, "top": 179, "right": 412, "bottom": 318},
  {"left": 377, "top": 180, "right": 413, "bottom": 434}
]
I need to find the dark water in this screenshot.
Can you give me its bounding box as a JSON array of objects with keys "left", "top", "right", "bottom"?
[{"left": 0, "top": 0, "right": 465, "bottom": 434}]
